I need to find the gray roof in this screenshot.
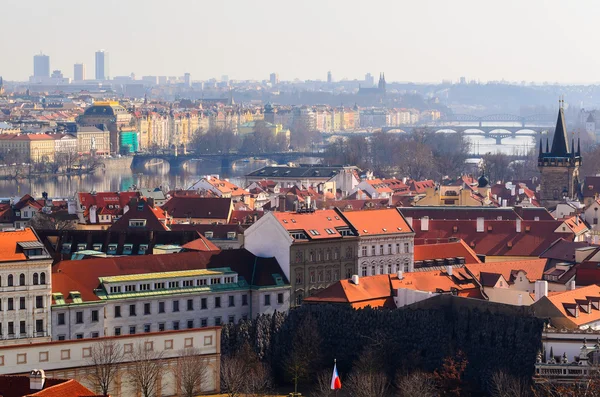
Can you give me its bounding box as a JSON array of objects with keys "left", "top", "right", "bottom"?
[{"left": 246, "top": 165, "right": 356, "bottom": 179}]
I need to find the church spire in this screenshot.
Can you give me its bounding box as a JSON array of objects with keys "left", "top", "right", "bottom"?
[
  {"left": 550, "top": 99, "right": 570, "bottom": 156},
  {"left": 539, "top": 138, "right": 543, "bottom": 156}
]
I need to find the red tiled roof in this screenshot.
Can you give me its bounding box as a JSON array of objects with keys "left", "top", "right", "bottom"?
[
  {"left": 414, "top": 240, "right": 481, "bottom": 264},
  {"left": 538, "top": 285, "right": 600, "bottom": 326},
  {"left": 340, "top": 208, "right": 413, "bottom": 236},
  {"left": 0, "top": 228, "right": 41, "bottom": 263},
  {"left": 273, "top": 210, "right": 351, "bottom": 240},
  {"left": 410, "top": 219, "right": 571, "bottom": 257},
  {"left": 303, "top": 274, "right": 395, "bottom": 309},
  {"left": 390, "top": 268, "right": 481, "bottom": 296},
  {"left": 162, "top": 196, "right": 232, "bottom": 221},
  {"left": 78, "top": 192, "right": 138, "bottom": 210},
  {"left": 465, "top": 259, "right": 547, "bottom": 284},
  {"left": 108, "top": 198, "right": 170, "bottom": 232},
  {"left": 181, "top": 233, "right": 221, "bottom": 252},
  {"left": 0, "top": 376, "right": 95, "bottom": 397}
]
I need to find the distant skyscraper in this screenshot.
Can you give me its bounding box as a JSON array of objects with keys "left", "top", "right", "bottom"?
[
  {"left": 327, "top": 71, "right": 332, "bottom": 83},
  {"left": 95, "top": 50, "right": 109, "bottom": 80},
  {"left": 184, "top": 73, "right": 191, "bottom": 87},
  {"left": 33, "top": 54, "right": 50, "bottom": 78},
  {"left": 74, "top": 63, "right": 86, "bottom": 81},
  {"left": 270, "top": 72, "right": 279, "bottom": 85}
]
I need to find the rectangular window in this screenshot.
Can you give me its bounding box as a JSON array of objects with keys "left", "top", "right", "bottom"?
[
  {"left": 228, "top": 315, "right": 235, "bottom": 324},
  {"left": 129, "top": 326, "right": 136, "bottom": 335},
  {"left": 92, "top": 332, "right": 99, "bottom": 338},
  {"left": 201, "top": 318, "right": 208, "bottom": 327},
  {"left": 228, "top": 296, "right": 235, "bottom": 307},
  {"left": 168, "top": 281, "right": 179, "bottom": 288},
  {"left": 35, "top": 319, "right": 43, "bottom": 333},
  {"left": 183, "top": 280, "right": 193, "bottom": 287},
  {"left": 129, "top": 304, "right": 136, "bottom": 317},
  {"left": 154, "top": 282, "right": 165, "bottom": 290},
  {"left": 20, "top": 321, "right": 25, "bottom": 335},
  {"left": 215, "top": 297, "right": 221, "bottom": 308},
  {"left": 76, "top": 311, "right": 83, "bottom": 324},
  {"left": 388, "top": 244, "right": 392, "bottom": 254},
  {"left": 187, "top": 320, "right": 194, "bottom": 329},
  {"left": 158, "top": 323, "right": 165, "bottom": 332},
  {"left": 114, "top": 327, "right": 121, "bottom": 336},
  {"left": 201, "top": 298, "right": 207, "bottom": 310},
  {"left": 214, "top": 317, "right": 222, "bottom": 326},
  {"left": 76, "top": 333, "right": 83, "bottom": 339},
  {"left": 7, "top": 298, "right": 13, "bottom": 311},
  {"left": 404, "top": 242, "right": 410, "bottom": 253},
  {"left": 264, "top": 294, "right": 271, "bottom": 306},
  {"left": 242, "top": 294, "right": 248, "bottom": 306},
  {"left": 278, "top": 293, "right": 284, "bottom": 304},
  {"left": 187, "top": 299, "right": 193, "bottom": 311},
  {"left": 144, "top": 303, "right": 151, "bottom": 315},
  {"left": 58, "top": 335, "right": 65, "bottom": 341},
  {"left": 173, "top": 321, "right": 180, "bottom": 331},
  {"left": 35, "top": 296, "right": 43, "bottom": 309},
  {"left": 58, "top": 313, "right": 65, "bottom": 325},
  {"left": 158, "top": 301, "right": 165, "bottom": 313},
  {"left": 144, "top": 324, "right": 151, "bottom": 333},
  {"left": 115, "top": 306, "right": 121, "bottom": 318},
  {"left": 380, "top": 245, "right": 384, "bottom": 255},
  {"left": 91, "top": 310, "right": 99, "bottom": 322},
  {"left": 8, "top": 322, "right": 14, "bottom": 335},
  {"left": 173, "top": 300, "right": 180, "bottom": 312},
  {"left": 19, "top": 297, "right": 25, "bottom": 310},
  {"left": 371, "top": 246, "right": 376, "bottom": 255}
]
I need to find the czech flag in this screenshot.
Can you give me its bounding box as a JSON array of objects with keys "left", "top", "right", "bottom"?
[{"left": 330, "top": 361, "right": 342, "bottom": 390}]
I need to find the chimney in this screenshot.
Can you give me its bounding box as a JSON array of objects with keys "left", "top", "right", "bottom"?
[
  {"left": 147, "top": 197, "right": 155, "bottom": 208},
  {"left": 517, "top": 294, "right": 523, "bottom": 306},
  {"left": 397, "top": 270, "right": 404, "bottom": 280},
  {"left": 421, "top": 216, "right": 429, "bottom": 231},
  {"left": 534, "top": 280, "right": 548, "bottom": 302},
  {"left": 476, "top": 217, "right": 484, "bottom": 233},
  {"left": 569, "top": 280, "right": 576, "bottom": 290},
  {"left": 351, "top": 275, "right": 359, "bottom": 285},
  {"left": 278, "top": 196, "right": 286, "bottom": 212},
  {"left": 29, "top": 369, "right": 46, "bottom": 391},
  {"left": 516, "top": 218, "right": 522, "bottom": 233},
  {"left": 446, "top": 265, "right": 453, "bottom": 276}
]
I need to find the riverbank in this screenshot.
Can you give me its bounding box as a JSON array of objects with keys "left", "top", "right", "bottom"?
[{"left": 0, "top": 156, "right": 134, "bottom": 180}]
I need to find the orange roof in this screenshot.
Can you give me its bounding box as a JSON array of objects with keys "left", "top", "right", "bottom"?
[
  {"left": 28, "top": 379, "right": 96, "bottom": 397},
  {"left": 341, "top": 208, "right": 413, "bottom": 236},
  {"left": 0, "top": 228, "right": 41, "bottom": 263},
  {"left": 181, "top": 233, "right": 221, "bottom": 252},
  {"left": 273, "top": 210, "right": 351, "bottom": 240},
  {"left": 562, "top": 216, "right": 588, "bottom": 235},
  {"left": 390, "top": 268, "right": 480, "bottom": 293},
  {"left": 303, "top": 274, "right": 395, "bottom": 308},
  {"left": 206, "top": 177, "right": 245, "bottom": 196},
  {"left": 465, "top": 259, "right": 547, "bottom": 284},
  {"left": 365, "top": 179, "right": 393, "bottom": 193},
  {"left": 543, "top": 285, "right": 600, "bottom": 326},
  {"left": 414, "top": 240, "right": 481, "bottom": 264}
]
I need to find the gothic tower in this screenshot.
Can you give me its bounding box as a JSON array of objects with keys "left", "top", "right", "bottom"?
[{"left": 538, "top": 100, "right": 582, "bottom": 208}]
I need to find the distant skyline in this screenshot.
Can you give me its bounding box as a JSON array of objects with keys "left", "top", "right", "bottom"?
[{"left": 2, "top": 0, "right": 600, "bottom": 84}]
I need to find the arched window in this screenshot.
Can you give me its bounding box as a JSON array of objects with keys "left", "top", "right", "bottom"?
[
  {"left": 19, "top": 274, "right": 25, "bottom": 286},
  {"left": 40, "top": 272, "right": 46, "bottom": 285},
  {"left": 33, "top": 273, "right": 39, "bottom": 285},
  {"left": 7, "top": 275, "right": 13, "bottom": 287}
]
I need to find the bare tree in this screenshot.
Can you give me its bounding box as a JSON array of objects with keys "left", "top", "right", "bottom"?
[
  {"left": 220, "top": 354, "right": 246, "bottom": 397},
  {"left": 29, "top": 212, "right": 75, "bottom": 231},
  {"left": 86, "top": 339, "right": 124, "bottom": 396},
  {"left": 344, "top": 346, "right": 390, "bottom": 397},
  {"left": 177, "top": 347, "right": 210, "bottom": 397},
  {"left": 310, "top": 370, "right": 334, "bottom": 397},
  {"left": 395, "top": 371, "right": 437, "bottom": 397},
  {"left": 127, "top": 341, "right": 165, "bottom": 397},
  {"left": 221, "top": 343, "right": 272, "bottom": 397},
  {"left": 284, "top": 314, "right": 322, "bottom": 395},
  {"left": 489, "top": 370, "right": 531, "bottom": 397},
  {"left": 245, "top": 361, "right": 272, "bottom": 397}
]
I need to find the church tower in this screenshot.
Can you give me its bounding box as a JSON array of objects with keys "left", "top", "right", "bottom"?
[{"left": 538, "top": 100, "right": 582, "bottom": 208}]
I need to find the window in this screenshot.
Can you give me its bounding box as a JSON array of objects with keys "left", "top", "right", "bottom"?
[
  {"left": 325, "top": 249, "right": 331, "bottom": 260},
  {"left": 371, "top": 246, "right": 376, "bottom": 255},
  {"left": 169, "top": 281, "right": 180, "bottom": 288},
  {"left": 158, "top": 301, "right": 165, "bottom": 313},
  {"left": 114, "top": 327, "right": 121, "bottom": 336},
  {"left": 346, "top": 247, "right": 353, "bottom": 259},
  {"left": 380, "top": 245, "right": 384, "bottom": 255},
  {"left": 388, "top": 264, "right": 392, "bottom": 274},
  {"left": 183, "top": 280, "right": 193, "bottom": 287},
  {"left": 129, "top": 326, "right": 136, "bottom": 335},
  {"left": 91, "top": 310, "right": 99, "bottom": 322},
  {"left": 242, "top": 294, "right": 248, "bottom": 306},
  {"left": 201, "top": 318, "right": 208, "bottom": 328},
  {"left": 7, "top": 298, "right": 13, "bottom": 311},
  {"left": 371, "top": 265, "right": 376, "bottom": 276},
  {"left": 125, "top": 285, "right": 136, "bottom": 292},
  {"left": 35, "top": 320, "right": 43, "bottom": 333},
  {"left": 144, "top": 324, "right": 151, "bottom": 333},
  {"left": 361, "top": 246, "right": 367, "bottom": 257},
  {"left": 8, "top": 322, "right": 13, "bottom": 335},
  {"left": 204, "top": 231, "right": 213, "bottom": 238},
  {"left": 187, "top": 320, "right": 194, "bottom": 329},
  {"left": 58, "top": 335, "right": 65, "bottom": 341},
  {"left": 115, "top": 306, "right": 121, "bottom": 318},
  {"left": 403, "top": 260, "right": 409, "bottom": 273},
  {"left": 36, "top": 296, "right": 44, "bottom": 308},
  {"left": 20, "top": 321, "right": 25, "bottom": 335},
  {"left": 57, "top": 313, "right": 65, "bottom": 325},
  {"left": 76, "top": 311, "right": 83, "bottom": 324},
  {"left": 404, "top": 242, "right": 410, "bottom": 253},
  {"left": 40, "top": 273, "right": 46, "bottom": 285},
  {"left": 396, "top": 243, "right": 400, "bottom": 253},
  {"left": 154, "top": 282, "right": 165, "bottom": 290},
  {"left": 138, "top": 244, "right": 149, "bottom": 255},
  {"left": 197, "top": 279, "right": 207, "bottom": 286},
  {"left": 388, "top": 244, "right": 392, "bottom": 254},
  {"left": 228, "top": 315, "right": 235, "bottom": 324},
  {"left": 309, "top": 251, "right": 315, "bottom": 262},
  {"left": 296, "top": 293, "right": 303, "bottom": 306},
  {"left": 264, "top": 294, "right": 271, "bottom": 306},
  {"left": 333, "top": 248, "right": 339, "bottom": 259},
  {"left": 129, "top": 219, "right": 147, "bottom": 228},
  {"left": 201, "top": 298, "right": 207, "bottom": 310},
  {"left": 7, "top": 275, "right": 13, "bottom": 287},
  {"left": 158, "top": 323, "right": 165, "bottom": 332},
  {"left": 20, "top": 297, "right": 25, "bottom": 310},
  {"left": 214, "top": 317, "right": 222, "bottom": 326},
  {"left": 295, "top": 271, "right": 303, "bottom": 284},
  {"left": 211, "top": 278, "right": 221, "bottom": 285},
  {"left": 278, "top": 293, "right": 284, "bottom": 304},
  {"left": 172, "top": 321, "right": 180, "bottom": 331},
  {"left": 76, "top": 333, "right": 83, "bottom": 339},
  {"left": 92, "top": 332, "right": 99, "bottom": 338},
  {"left": 379, "top": 265, "right": 384, "bottom": 275},
  {"left": 228, "top": 296, "right": 235, "bottom": 307},
  {"left": 362, "top": 266, "right": 367, "bottom": 277},
  {"left": 187, "top": 299, "right": 193, "bottom": 311},
  {"left": 346, "top": 268, "right": 352, "bottom": 279},
  {"left": 33, "top": 273, "right": 39, "bottom": 285},
  {"left": 310, "top": 270, "right": 316, "bottom": 283},
  {"left": 144, "top": 303, "right": 151, "bottom": 315},
  {"left": 295, "top": 251, "right": 304, "bottom": 263},
  {"left": 215, "top": 297, "right": 221, "bottom": 308},
  {"left": 129, "top": 304, "right": 136, "bottom": 316},
  {"left": 110, "top": 286, "right": 122, "bottom": 293},
  {"left": 173, "top": 300, "right": 179, "bottom": 312}
]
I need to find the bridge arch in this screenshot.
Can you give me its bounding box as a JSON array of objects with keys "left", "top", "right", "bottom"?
[{"left": 481, "top": 114, "right": 523, "bottom": 122}]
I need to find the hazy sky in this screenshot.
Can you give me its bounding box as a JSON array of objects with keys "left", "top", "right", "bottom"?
[{"left": 2, "top": 0, "right": 599, "bottom": 83}]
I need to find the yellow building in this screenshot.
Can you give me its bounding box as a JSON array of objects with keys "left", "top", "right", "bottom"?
[
  {"left": 76, "top": 126, "right": 110, "bottom": 155},
  {"left": 0, "top": 133, "right": 55, "bottom": 163}
]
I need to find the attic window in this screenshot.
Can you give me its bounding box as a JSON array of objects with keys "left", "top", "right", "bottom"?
[
  {"left": 453, "top": 226, "right": 458, "bottom": 232},
  {"left": 507, "top": 242, "right": 513, "bottom": 247},
  {"left": 283, "top": 219, "right": 288, "bottom": 223},
  {"left": 205, "top": 231, "right": 213, "bottom": 239},
  {"left": 363, "top": 229, "right": 368, "bottom": 233},
  {"left": 129, "top": 219, "right": 147, "bottom": 228},
  {"left": 107, "top": 244, "right": 118, "bottom": 254},
  {"left": 397, "top": 227, "right": 402, "bottom": 231},
  {"left": 227, "top": 232, "right": 237, "bottom": 240},
  {"left": 309, "top": 230, "right": 320, "bottom": 236},
  {"left": 327, "top": 217, "right": 332, "bottom": 221},
  {"left": 325, "top": 228, "right": 335, "bottom": 235},
  {"left": 335, "top": 216, "right": 340, "bottom": 220},
  {"left": 92, "top": 243, "right": 102, "bottom": 251},
  {"left": 77, "top": 243, "right": 87, "bottom": 251},
  {"left": 382, "top": 228, "right": 387, "bottom": 232},
  {"left": 291, "top": 219, "right": 296, "bottom": 223},
  {"left": 487, "top": 225, "right": 493, "bottom": 231},
  {"left": 525, "top": 226, "right": 531, "bottom": 232}
]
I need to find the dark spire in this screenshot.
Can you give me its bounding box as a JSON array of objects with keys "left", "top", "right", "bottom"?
[
  {"left": 578, "top": 137, "right": 581, "bottom": 156},
  {"left": 539, "top": 139, "right": 543, "bottom": 156},
  {"left": 546, "top": 138, "right": 549, "bottom": 153},
  {"left": 550, "top": 106, "right": 570, "bottom": 156},
  {"left": 572, "top": 137, "right": 575, "bottom": 158}
]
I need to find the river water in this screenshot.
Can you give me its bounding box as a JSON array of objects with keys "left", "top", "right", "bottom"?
[{"left": 0, "top": 135, "right": 535, "bottom": 198}]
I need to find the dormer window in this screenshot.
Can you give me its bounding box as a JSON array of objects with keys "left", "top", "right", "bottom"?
[
  {"left": 227, "top": 232, "right": 236, "bottom": 240},
  {"left": 129, "top": 219, "right": 147, "bottom": 228},
  {"left": 138, "top": 244, "right": 148, "bottom": 255},
  {"left": 205, "top": 231, "right": 213, "bottom": 239},
  {"left": 107, "top": 244, "right": 118, "bottom": 255},
  {"left": 77, "top": 243, "right": 87, "bottom": 251},
  {"left": 92, "top": 243, "right": 102, "bottom": 251},
  {"left": 123, "top": 244, "right": 133, "bottom": 255}
]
